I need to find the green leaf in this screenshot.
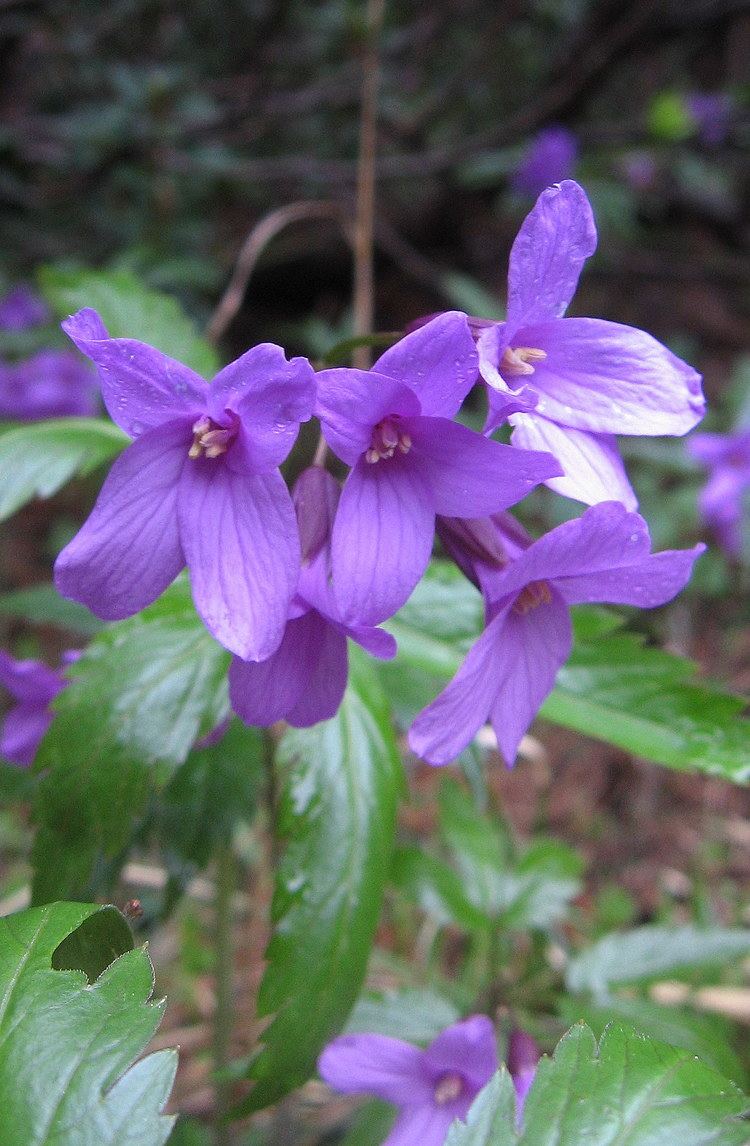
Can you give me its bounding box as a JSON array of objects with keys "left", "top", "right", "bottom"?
[
  {"left": 346, "top": 987, "right": 462, "bottom": 1043},
  {"left": 392, "top": 845, "right": 490, "bottom": 932},
  {"left": 566, "top": 925, "right": 750, "bottom": 999},
  {"left": 438, "top": 779, "right": 512, "bottom": 916},
  {"left": 40, "top": 265, "right": 219, "bottom": 377},
  {"left": 239, "top": 651, "right": 402, "bottom": 1113},
  {"left": 0, "top": 418, "right": 128, "bottom": 522},
  {"left": 449, "top": 1024, "right": 750, "bottom": 1145},
  {"left": 0, "top": 584, "right": 103, "bottom": 635},
  {"left": 32, "top": 578, "right": 229, "bottom": 902},
  {"left": 0, "top": 902, "right": 176, "bottom": 1145}
]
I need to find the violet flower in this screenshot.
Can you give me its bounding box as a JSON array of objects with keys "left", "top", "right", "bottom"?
[
  {"left": 315, "top": 312, "right": 561, "bottom": 623},
  {"left": 318, "top": 1016, "right": 498, "bottom": 1146},
  {"left": 511, "top": 126, "right": 578, "bottom": 197},
  {"left": 507, "top": 1029, "right": 541, "bottom": 1124},
  {"left": 410, "top": 501, "right": 704, "bottom": 766},
  {"left": 688, "top": 429, "right": 750, "bottom": 558},
  {"left": 0, "top": 650, "right": 70, "bottom": 766},
  {"left": 0, "top": 285, "right": 49, "bottom": 332},
  {"left": 229, "top": 467, "right": 396, "bottom": 727},
  {"left": 685, "top": 92, "right": 733, "bottom": 146},
  {"left": 54, "top": 308, "right": 316, "bottom": 660},
  {"left": 475, "top": 181, "right": 705, "bottom": 509},
  {"left": 0, "top": 350, "right": 98, "bottom": 420}
]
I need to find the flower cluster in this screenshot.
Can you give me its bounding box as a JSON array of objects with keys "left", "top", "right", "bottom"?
[
  {"left": 53, "top": 181, "right": 705, "bottom": 765},
  {"left": 688, "top": 427, "right": 750, "bottom": 559},
  {"left": 0, "top": 285, "right": 97, "bottom": 420},
  {"left": 0, "top": 649, "right": 77, "bottom": 766}
]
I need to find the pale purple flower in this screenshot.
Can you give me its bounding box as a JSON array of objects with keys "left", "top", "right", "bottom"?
[
  {"left": 476, "top": 181, "right": 705, "bottom": 509},
  {"left": 229, "top": 467, "right": 396, "bottom": 727},
  {"left": 0, "top": 350, "right": 97, "bottom": 420},
  {"left": 0, "top": 649, "right": 71, "bottom": 766},
  {"left": 410, "top": 501, "right": 704, "bottom": 767},
  {"left": 507, "top": 1030, "right": 540, "bottom": 1124},
  {"left": 0, "top": 285, "right": 49, "bottom": 331},
  {"left": 685, "top": 92, "right": 733, "bottom": 146},
  {"left": 318, "top": 1015, "right": 498, "bottom": 1146},
  {"left": 512, "top": 127, "right": 578, "bottom": 197},
  {"left": 688, "top": 429, "right": 750, "bottom": 558},
  {"left": 315, "top": 312, "right": 562, "bottom": 624},
  {"left": 54, "top": 308, "right": 316, "bottom": 660}
]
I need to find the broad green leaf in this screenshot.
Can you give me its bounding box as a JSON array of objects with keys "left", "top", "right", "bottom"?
[
  {"left": 346, "top": 987, "right": 462, "bottom": 1043},
  {"left": 239, "top": 651, "right": 402, "bottom": 1113},
  {"left": 32, "top": 578, "right": 229, "bottom": 902},
  {"left": 449, "top": 1024, "right": 749, "bottom": 1145},
  {"left": 0, "top": 902, "right": 175, "bottom": 1145},
  {"left": 0, "top": 584, "right": 103, "bottom": 635},
  {"left": 392, "top": 845, "right": 490, "bottom": 932},
  {"left": 40, "top": 265, "right": 219, "bottom": 377},
  {"left": 566, "top": 925, "right": 750, "bottom": 999},
  {"left": 445, "top": 1070, "right": 518, "bottom": 1145},
  {"left": 0, "top": 418, "right": 128, "bottom": 522}
]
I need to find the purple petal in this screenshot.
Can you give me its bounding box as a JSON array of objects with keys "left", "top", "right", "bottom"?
[
  {"left": 55, "top": 422, "right": 188, "bottom": 619},
  {"left": 316, "top": 368, "right": 421, "bottom": 465},
  {"left": 346, "top": 624, "right": 398, "bottom": 660},
  {"left": 512, "top": 127, "right": 578, "bottom": 197},
  {"left": 406, "top": 416, "right": 561, "bottom": 516},
  {"left": 477, "top": 326, "right": 539, "bottom": 423},
  {"left": 510, "top": 414, "right": 638, "bottom": 509},
  {"left": 0, "top": 351, "right": 97, "bottom": 420},
  {"left": 699, "top": 467, "right": 746, "bottom": 556},
  {"left": 506, "top": 181, "right": 597, "bottom": 333},
  {"left": 515, "top": 317, "right": 705, "bottom": 436},
  {"left": 1, "top": 703, "right": 53, "bottom": 767},
  {"left": 0, "top": 285, "right": 49, "bottom": 331},
  {"left": 229, "top": 610, "right": 348, "bottom": 727},
  {"left": 332, "top": 457, "right": 435, "bottom": 624},
  {"left": 424, "top": 1016, "right": 498, "bottom": 1093},
  {"left": 385, "top": 1104, "right": 454, "bottom": 1146},
  {"left": 293, "top": 466, "right": 341, "bottom": 562},
  {"left": 408, "top": 612, "right": 511, "bottom": 765},
  {"left": 179, "top": 463, "right": 300, "bottom": 660},
  {"left": 318, "top": 1034, "right": 431, "bottom": 1106},
  {"left": 371, "top": 312, "right": 479, "bottom": 418},
  {"left": 208, "top": 344, "right": 315, "bottom": 473},
  {"left": 489, "top": 590, "right": 572, "bottom": 765},
  {"left": 556, "top": 544, "right": 705, "bottom": 608},
  {"left": 0, "top": 651, "right": 65, "bottom": 704},
  {"left": 62, "top": 308, "right": 208, "bottom": 437}
]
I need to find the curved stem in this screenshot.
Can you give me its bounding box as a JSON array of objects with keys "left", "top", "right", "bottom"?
[{"left": 213, "top": 839, "right": 236, "bottom": 1145}]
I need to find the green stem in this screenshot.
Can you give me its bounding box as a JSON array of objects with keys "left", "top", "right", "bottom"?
[{"left": 214, "top": 840, "right": 236, "bottom": 1146}]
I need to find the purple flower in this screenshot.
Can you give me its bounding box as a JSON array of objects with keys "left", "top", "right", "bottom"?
[
  {"left": 0, "top": 350, "right": 98, "bottom": 420},
  {"left": 410, "top": 502, "right": 704, "bottom": 767},
  {"left": 54, "top": 308, "right": 316, "bottom": 660},
  {"left": 476, "top": 181, "right": 705, "bottom": 509},
  {"left": 0, "top": 285, "right": 49, "bottom": 332},
  {"left": 318, "top": 1015, "right": 498, "bottom": 1145},
  {"left": 229, "top": 467, "right": 396, "bottom": 727},
  {"left": 0, "top": 650, "right": 69, "bottom": 766},
  {"left": 511, "top": 127, "right": 577, "bottom": 197},
  {"left": 685, "top": 92, "right": 733, "bottom": 146},
  {"left": 315, "top": 312, "right": 562, "bottom": 623},
  {"left": 688, "top": 429, "right": 750, "bottom": 558},
  {"left": 507, "top": 1030, "right": 540, "bottom": 1124}
]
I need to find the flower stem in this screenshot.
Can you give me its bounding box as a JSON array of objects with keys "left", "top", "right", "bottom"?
[{"left": 213, "top": 839, "right": 236, "bottom": 1146}]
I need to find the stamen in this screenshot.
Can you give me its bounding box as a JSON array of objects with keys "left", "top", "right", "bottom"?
[
  {"left": 188, "top": 415, "right": 237, "bottom": 460},
  {"left": 433, "top": 1073, "right": 464, "bottom": 1106},
  {"left": 366, "top": 418, "right": 412, "bottom": 464},
  {"left": 513, "top": 580, "right": 552, "bottom": 614},
  {"left": 500, "top": 346, "right": 547, "bottom": 377}
]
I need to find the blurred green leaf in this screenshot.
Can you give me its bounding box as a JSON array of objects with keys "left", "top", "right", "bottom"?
[
  {"left": 0, "top": 584, "right": 103, "bottom": 635},
  {"left": 440, "top": 273, "right": 505, "bottom": 320},
  {"left": 392, "top": 845, "right": 490, "bottom": 932},
  {"left": 39, "top": 266, "right": 219, "bottom": 377},
  {"left": 648, "top": 92, "right": 693, "bottom": 140},
  {"left": 0, "top": 902, "right": 175, "bottom": 1145},
  {"left": 566, "top": 925, "right": 750, "bottom": 999},
  {"left": 445, "top": 1070, "right": 518, "bottom": 1145},
  {"left": 239, "top": 651, "right": 402, "bottom": 1113},
  {"left": 346, "top": 987, "right": 462, "bottom": 1043},
  {"left": 0, "top": 418, "right": 128, "bottom": 522},
  {"left": 51, "top": 903, "right": 134, "bottom": 981}
]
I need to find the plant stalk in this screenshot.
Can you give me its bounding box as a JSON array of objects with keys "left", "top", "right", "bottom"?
[{"left": 214, "top": 839, "right": 236, "bottom": 1146}]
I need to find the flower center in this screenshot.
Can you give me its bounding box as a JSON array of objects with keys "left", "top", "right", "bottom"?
[
  {"left": 365, "top": 417, "right": 412, "bottom": 464},
  {"left": 188, "top": 415, "right": 237, "bottom": 459},
  {"left": 433, "top": 1072, "right": 465, "bottom": 1106},
  {"left": 500, "top": 345, "right": 547, "bottom": 377},
  {"left": 513, "top": 580, "right": 552, "bottom": 614}
]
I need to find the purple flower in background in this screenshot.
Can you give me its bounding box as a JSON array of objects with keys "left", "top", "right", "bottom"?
[
  {"left": 0, "top": 285, "right": 49, "bottom": 332},
  {"left": 512, "top": 127, "right": 577, "bottom": 197},
  {"left": 0, "top": 649, "right": 73, "bottom": 766},
  {"left": 475, "top": 181, "right": 705, "bottom": 509},
  {"left": 0, "top": 350, "right": 97, "bottom": 420},
  {"left": 315, "top": 312, "right": 561, "bottom": 623},
  {"left": 318, "top": 1015, "right": 498, "bottom": 1145},
  {"left": 54, "top": 308, "right": 316, "bottom": 660},
  {"left": 688, "top": 429, "right": 750, "bottom": 558},
  {"left": 410, "top": 502, "right": 703, "bottom": 767},
  {"left": 229, "top": 467, "right": 396, "bottom": 727},
  {"left": 507, "top": 1030, "right": 541, "bottom": 1124},
  {"left": 685, "top": 92, "right": 733, "bottom": 146}
]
